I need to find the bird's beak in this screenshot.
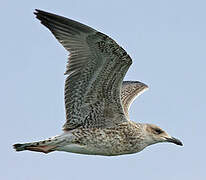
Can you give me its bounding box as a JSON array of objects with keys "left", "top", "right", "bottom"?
[{"left": 165, "top": 137, "right": 183, "bottom": 146}]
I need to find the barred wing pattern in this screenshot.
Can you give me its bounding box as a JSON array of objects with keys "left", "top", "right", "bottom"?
[
  {"left": 35, "top": 10, "right": 132, "bottom": 130},
  {"left": 121, "top": 81, "right": 148, "bottom": 118}
]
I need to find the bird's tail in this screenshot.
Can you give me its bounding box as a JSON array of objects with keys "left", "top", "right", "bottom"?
[
  {"left": 13, "top": 143, "right": 32, "bottom": 152},
  {"left": 13, "top": 139, "right": 59, "bottom": 154}
]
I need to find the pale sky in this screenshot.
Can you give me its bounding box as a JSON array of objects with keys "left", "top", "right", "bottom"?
[{"left": 1, "top": 0, "right": 205, "bottom": 180}]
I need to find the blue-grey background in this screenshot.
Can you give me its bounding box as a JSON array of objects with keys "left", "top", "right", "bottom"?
[{"left": 1, "top": 0, "right": 205, "bottom": 179}]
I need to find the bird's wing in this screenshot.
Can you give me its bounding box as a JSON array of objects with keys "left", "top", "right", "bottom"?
[
  {"left": 121, "top": 81, "right": 148, "bottom": 119},
  {"left": 35, "top": 10, "right": 132, "bottom": 130}
]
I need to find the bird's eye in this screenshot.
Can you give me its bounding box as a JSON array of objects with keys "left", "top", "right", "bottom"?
[{"left": 155, "top": 128, "right": 163, "bottom": 134}]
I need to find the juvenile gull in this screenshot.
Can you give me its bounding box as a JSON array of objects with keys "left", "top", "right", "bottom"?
[{"left": 13, "top": 10, "right": 183, "bottom": 156}]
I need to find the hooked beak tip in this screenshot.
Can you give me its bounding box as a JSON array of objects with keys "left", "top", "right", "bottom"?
[{"left": 166, "top": 137, "right": 183, "bottom": 146}]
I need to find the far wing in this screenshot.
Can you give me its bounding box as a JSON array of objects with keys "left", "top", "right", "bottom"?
[{"left": 121, "top": 81, "right": 148, "bottom": 118}]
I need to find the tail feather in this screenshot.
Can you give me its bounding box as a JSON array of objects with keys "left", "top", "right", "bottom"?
[
  {"left": 13, "top": 135, "right": 66, "bottom": 153},
  {"left": 13, "top": 142, "right": 56, "bottom": 153},
  {"left": 13, "top": 143, "right": 32, "bottom": 152}
]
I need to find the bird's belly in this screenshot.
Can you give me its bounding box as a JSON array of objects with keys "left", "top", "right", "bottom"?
[
  {"left": 56, "top": 144, "right": 117, "bottom": 156},
  {"left": 57, "top": 123, "right": 145, "bottom": 156},
  {"left": 56, "top": 142, "right": 142, "bottom": 156}
]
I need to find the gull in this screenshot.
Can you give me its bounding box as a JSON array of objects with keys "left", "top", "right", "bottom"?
[{"left": 13, "top": 10, "right": 182, "bottom": 156}]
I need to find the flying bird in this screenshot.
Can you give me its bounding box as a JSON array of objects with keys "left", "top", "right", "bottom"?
[{"left": 13, "top": 10, "right": 182, "bottom": 156}]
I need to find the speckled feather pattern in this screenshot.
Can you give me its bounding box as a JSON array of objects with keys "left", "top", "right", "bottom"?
[
  {"left": 63, "top": 31, "right": 132, "bottom": 130},
  {"left": 13, "top": 10, "right": 183, "bottom": 156},
  {"left": 69, "top": 121, "right": 145, "bottom": 155}
]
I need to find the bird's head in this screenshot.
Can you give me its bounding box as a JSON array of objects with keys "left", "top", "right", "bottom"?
[{"left": 143, "top": 124, "right": 183, "bottom": 146}]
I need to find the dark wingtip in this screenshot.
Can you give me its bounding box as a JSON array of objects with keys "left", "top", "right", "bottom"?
[
  {"left": 33, "top": 9, "right": 40, "bottom": 20},
  {"left": 34, "top": 9, "right": 47, "bottom": 19},
  {"left": 34, "top": 9, "right": 42, "bottom": 13},
  {"left": 34, "top": 9, "right": 40, "bottom": 16},
  {"left": 33, "top": 9, "right": 96, "bottom": 34},
  {"left": 33, "top": 9, "right": 49, "bottom": 19}
]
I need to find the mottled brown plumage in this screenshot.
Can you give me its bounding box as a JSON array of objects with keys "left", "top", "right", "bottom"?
[{"left": 13, "top": 10, "right": 182, "bottom": 156}]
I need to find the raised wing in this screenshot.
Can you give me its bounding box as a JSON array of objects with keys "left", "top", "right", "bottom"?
[
  {"left": 35, "top": 10, "right": 132, "bottom": 130},
  {"left": 121, "top": 81, "right": 148, "bottom": 118}
]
